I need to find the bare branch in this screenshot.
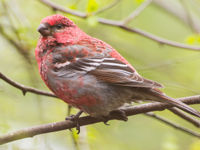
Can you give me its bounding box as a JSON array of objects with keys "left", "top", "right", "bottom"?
[
  {"left": 0, "top": 72, "right": 56, "bottom": 98},
  {"left": 92, "top": 0, "right": 121, "bottom": 15},
  {"left": 122, "top": 0, "right": 153, "bottom": 25},
  {"left": 153, "top": 0, "right": 200, "bottom": 33},
  {"left": 145, "top": 112, "right": 200, "bottom": 138},
  {"left": 0, "top": 24, "right": 32, "bottom": 64},
  {"left": 39, "top": 0, "right": 87, "bottom": 18},
  {"left": 169, "top": 107, "right": 200, "bottom": 127},
  {"left": 119, "top": 26, "right": 200, "bottom": 51},
  {"left": 180, "top": 0, "right": 197, "bottom": 33},
  {"left": 38, "top": 0, "right": 200, "bottom": 51},
  {"left": 0, "top": 96, "right": 199, "bottom": 145}
]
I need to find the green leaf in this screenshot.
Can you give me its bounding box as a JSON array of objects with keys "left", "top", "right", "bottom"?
[{"left": 87, "top": 0, "right": 99, "bottom": 13}]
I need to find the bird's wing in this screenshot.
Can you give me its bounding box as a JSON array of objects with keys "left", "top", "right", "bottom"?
[{"left": 58, "top": 56, "right": 163, "bottom": 88}]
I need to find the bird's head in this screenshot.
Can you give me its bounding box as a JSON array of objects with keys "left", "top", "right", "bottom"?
[
  {"left": 35, "top": 14, "right": 89, "bottom": 65},
  {"left": 37, "top": 14, "right": 84, "bottom": 44}
]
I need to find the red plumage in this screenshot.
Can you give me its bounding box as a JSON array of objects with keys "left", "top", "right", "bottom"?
[{"left": 35, "top": 14, "right": 200, "bottom": 118}]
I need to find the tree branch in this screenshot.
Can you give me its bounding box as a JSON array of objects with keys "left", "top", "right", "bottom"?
[
  {"left": 0, "top": 72, "right": 56, "bottom": 98},
  {"left": 92, "top": 0, "right": 121, "bottom": 15},
  {"left": 122, "top": 0, "right": 153, "bottom": 25},
  {"left": 169, "top": 107, "right": 200, "bottom": 127},
  {"left": 145, "top": 112, "right": 200, "bottom": 138},
  {"left": 0, "top": 96, "right": 199, "bottom": 145},
  {"left": 0, "top": 24, "right": 32, "bottom": 64},
  {"left": 39, "top": 0, "right": 87, "bottom": 18},
  {"left": 153, "top": 0, "right": 200, "bottom": 33},
  {"left": 118, "top": 25, "right": 200, "bottom": 51},
  {"left": 39, "top": 0, "right": 200, "bottom": 51}
]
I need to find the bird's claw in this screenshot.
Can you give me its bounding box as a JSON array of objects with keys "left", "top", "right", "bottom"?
[
  {"left": 103, "top": 119, "right": 110, "bottom": 125},
  {"left": 110, "top": 109, "right": 128, "bottom": 121},
  {"left": 102, "top": 109, "right": 127, "bottom": 126},
  {"left": 65, "top": 110, "right": 83, "bottom": 134}
]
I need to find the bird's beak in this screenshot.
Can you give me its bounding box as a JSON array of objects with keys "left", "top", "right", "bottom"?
[{"left": 37, "top": 23, "right": 51, "bottom": 37}]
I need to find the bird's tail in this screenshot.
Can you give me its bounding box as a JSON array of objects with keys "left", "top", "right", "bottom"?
[{"left": 150, "top": 89, "right": 200, "bottom": 118}]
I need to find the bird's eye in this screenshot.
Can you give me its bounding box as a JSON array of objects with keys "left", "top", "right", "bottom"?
[{"left": 55, "top": 24, "right": 63, "bottom": 30}]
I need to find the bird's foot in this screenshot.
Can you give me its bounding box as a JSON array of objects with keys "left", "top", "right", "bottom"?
[
  {"left": 102, "top": 109, "right": 128, "bottom": 126},
  {"left": 65, "top": 110, "right": 83, "bottom": 134},
  {"left": 102, "top": 117, "right": 110, "bottom": 125},
  {"left": 109, "top": 109, "right": 128, "bottom": 121}
]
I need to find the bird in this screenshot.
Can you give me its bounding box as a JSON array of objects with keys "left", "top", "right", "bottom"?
[{"left": 35, "top": 14, "right": 200, "bottom": 128}]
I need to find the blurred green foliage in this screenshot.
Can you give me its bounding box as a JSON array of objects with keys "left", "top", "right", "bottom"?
[
  {"left": 0, "top": 0, "right": 200, "bottom": 150},
  {"left": 190, "top": 140, "right": 200, "bottom": 150},
  {"left": 186, "top": 34, "right": 200, "bottom": 45},
  {"left": 87, "top": 0, "right": 99, "bottom": 13}
]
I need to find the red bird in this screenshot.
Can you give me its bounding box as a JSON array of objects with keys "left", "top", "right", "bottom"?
[{"left": 35, "top": 14, "right": 200, "bottom": 123}]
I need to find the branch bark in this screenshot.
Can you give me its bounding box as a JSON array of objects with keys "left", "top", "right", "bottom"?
[
  {"left": 169, "top": 107, "right": 200, "bottom": 127},
  {"left": 0, "top": 95, "right": 200, "bottom": 145},
  {"left": 145, "top": 112, "right": 200, "bottom": 138},
  {"left": 122, "top": 0, "right": 153, "bottom": 25},
  {"left": 0, "top": 72, "right": 56, "bottom": 98},
  {"left": 153, "top": 0, "right": 200, "bottom": 33},
  {"left": 92, "top": 0, "right": 121, "bottom": 15}
]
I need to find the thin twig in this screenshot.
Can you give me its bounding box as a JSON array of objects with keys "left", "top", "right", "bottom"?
[
  {"left": 92, "top": 0, "right": 121, "bottom": 15},
  {"left": 0, "top": 1, "right": 32, "bottom": 64},
  {"left": 154, "top": 0, "right": 200, "bottom": 33},
  {"left": 119, "top": 25, "right": 200, "bottom": 51},
  {"left": 2, "top": 1, "right": 22, "bottom": 42},
  {"left": 169, "top": 107, "right": 200, "bottom": 127},
  {"left": 122, "top": 0, "right": 153, "bottom": 25},
  {"left": 40, "top": 0, "right": 87, "bottom": 18},
  {"left": 145, "top": 112, "right": 200, "bottom": 138},
  {"left": 0, "top": 24, "right": 32, "bottom": 64},
  {"left": 39, "top": 0, "right": 200, "bottom": 51},
  {"left": 180, "top": 0, "right": 199, "bottom": 33},
  {"left": 0, "top": 72, "right": 56, "bottom": 98},
  {"left": 0, "top": 97, "right": 200, "bottom": 145}
]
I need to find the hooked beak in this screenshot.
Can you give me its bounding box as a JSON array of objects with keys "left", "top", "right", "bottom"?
[{"left": 37, "top": 23, "right": 51, "bottom": 37}]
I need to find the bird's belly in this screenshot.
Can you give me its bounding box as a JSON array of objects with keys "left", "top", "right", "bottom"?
[
  {"left": 46, "top": 72, "right": 134, "bottom": 117},
  {"left": 47, "top": 75, "right": 98, "bottom": 106}
]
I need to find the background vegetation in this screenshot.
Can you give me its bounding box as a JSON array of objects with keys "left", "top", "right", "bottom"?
[{"left": 0, "top": 0, "right": 200, "bottom": 150}]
